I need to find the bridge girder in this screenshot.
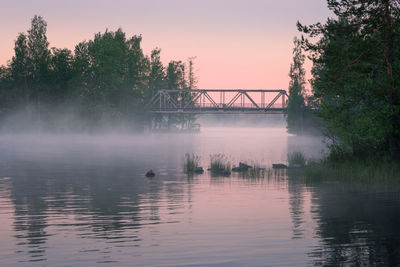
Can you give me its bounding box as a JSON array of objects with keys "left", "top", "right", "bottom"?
[{"left": 146, "top": 89, "right": 288, "bottom": 114}]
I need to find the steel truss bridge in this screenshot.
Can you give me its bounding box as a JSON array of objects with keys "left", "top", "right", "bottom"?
[{"left": 146, "top": 89, "right": 288, "bottom": 114}]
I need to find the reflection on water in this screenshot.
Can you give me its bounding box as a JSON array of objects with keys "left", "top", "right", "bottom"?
[
  {"left": 0, "top": 128, "right": 399, "bottom": 266},
  {"left": 307, "top": 180, "right": 400, "bottom": 266}
]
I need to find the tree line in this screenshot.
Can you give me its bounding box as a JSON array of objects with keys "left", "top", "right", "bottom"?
[
  {"left": 287, "top": 0, "right": 400, "bottom": 160},
  {"left": 0, "top": 15, "right": 196, "bottom": 131}
]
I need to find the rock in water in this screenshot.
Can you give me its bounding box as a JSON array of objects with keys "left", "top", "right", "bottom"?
[
  {"left": 232, "top": 162, "right": 252, "bottom": 172},
  {"left": 217, "top": 170, "right": 231, "bottom": 176},
  {"left": 221, "top": 170, "right": 231, "bottom": 176},
  {"left": 145, "top": 170, "right": 155, "bottom": 177},
  {"left": 239, "top": 162, "right": 251, "bottom": 169},
  {"left": 194, "top": 167, "right": 204, "bottom": 174},
  {"left": 232, "top": 167, "right": 243, "bottom": 172},
  {"left": 272, "top": 163, "right": 288, "bottom": 169}
]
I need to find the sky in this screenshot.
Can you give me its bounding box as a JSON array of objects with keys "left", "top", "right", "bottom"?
[{"left": 0, "top": 0, "right": 333, "bottom": 90}]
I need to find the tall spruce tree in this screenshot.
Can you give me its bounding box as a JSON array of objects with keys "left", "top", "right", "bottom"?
[{"left": 286, "top": 37, "right": 306, "bottom": 134}]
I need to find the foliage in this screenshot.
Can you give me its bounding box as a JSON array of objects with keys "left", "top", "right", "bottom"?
[
  {"left": 298, "top": 0, "right": 400, "bottom": 159},
  {"left": 209, "top": 154, "right": 231, "bottom": 173},
  {"left": 288, "top": 151, "right": 307, "bottom": 167},
  {"left": 285, "top": 152, "right": 400, "bottom": 183},
  {"left": 0, "top": 15, "right": 198, "bottom": 131},
  {"left": 147, "top": 48, "right": 165, "bottom": 100},
  {"left": 286, "top": 37, "right": 321, "bottom": 135},
  {"left": 304, "top": 159, "right": 400, "bottom": 183},
  {"left": 165, "top": 59, "right": 197, "bottom": 128},
  {"left": 184, "top": 153, "right": 200, "bottom": 173},
  {"left": 286, "top": 37, "right": 306, "bottom": 134}
]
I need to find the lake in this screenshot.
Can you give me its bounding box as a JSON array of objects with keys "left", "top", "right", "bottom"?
[{"left": 0, "top": 127, "right": 399, "bottom": 266}]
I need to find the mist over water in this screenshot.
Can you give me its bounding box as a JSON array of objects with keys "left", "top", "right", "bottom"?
[{"left": 0, "top": 126, "right": 399, "bottom": 266}]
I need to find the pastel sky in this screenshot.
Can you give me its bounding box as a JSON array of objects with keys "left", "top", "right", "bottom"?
[{"left": 0, "top": 0, "right": 332, "bottom": 89}]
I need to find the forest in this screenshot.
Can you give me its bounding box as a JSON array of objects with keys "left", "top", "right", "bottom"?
[
  {"left": 286, "top": 0, "right": 400, "bottom": 160},
  {"left": 0, "top": 15, "right": 196, "bottom": 131}
]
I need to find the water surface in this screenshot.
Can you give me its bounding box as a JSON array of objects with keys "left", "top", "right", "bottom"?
[{"left": 0, "top": 128, "right": 399, "bottom": 266}]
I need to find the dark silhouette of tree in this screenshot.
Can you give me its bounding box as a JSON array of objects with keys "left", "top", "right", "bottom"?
[
  {"left": 187, "top": 56, "right": 197, "bottom": 90},
  {"left": 49, "top": 48, "right": 73, "bottom": 102},
  {"left": 27, "top": 15, "right": 51, "bottom": 105},
  {"left": 286, "top": 37, "right": 306, "bottom": 134},
  {"left": 147, "top": 48, "right": 165, "bottom": 100},
  {"left": 10, "top": 33, "right": 29, "bottom": 105},
  {"left": 0, "top": 15, "right": 198, "bottom": 131},
  {"left": 299, "top": 0, "right": 400, "bottom": 159}
]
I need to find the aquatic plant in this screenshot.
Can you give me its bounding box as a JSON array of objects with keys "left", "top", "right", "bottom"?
[
  {"left": 304, "top": 159, "right": 400, "bottom": 183},
  {"left": 288, "top": 151, "right": 307, "bottom": 168},
  {"left": 184, "top": 153, "right": 201, "bottom": 173},
  {"left": 209, "top": 154, "right": 231, "bottom": 175},
  {"left": 243, "top": 163, "right": 265, "bottom": 179}
]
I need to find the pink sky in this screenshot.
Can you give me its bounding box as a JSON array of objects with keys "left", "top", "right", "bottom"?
[{"left": 0, "top": 0, "right": 332, "bottom": 90}]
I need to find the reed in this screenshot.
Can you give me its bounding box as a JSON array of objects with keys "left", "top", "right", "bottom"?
[
  {"left": 209, "top": 154, "right": 231, "bottom": 175},
  {"left": 242, "top": 163, "right": 265, "bottom": 179},
  {"left": 288, "top": 151, "right": 307, "bottom": 168},
  {"left": 304, "top": 159, "right": 400, "bottom": 183},
  {"left": 184, "top": 153, "right": 200, "bottom": 173}
]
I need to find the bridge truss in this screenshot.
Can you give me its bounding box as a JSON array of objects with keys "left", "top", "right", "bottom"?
[{"left": 146, "top": 89, "right": 288, "bottom": 114}]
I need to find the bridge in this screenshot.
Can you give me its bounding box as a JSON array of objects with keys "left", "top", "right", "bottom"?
[{"left": 146, "top": 89, "right": 288, "bottom": 114}]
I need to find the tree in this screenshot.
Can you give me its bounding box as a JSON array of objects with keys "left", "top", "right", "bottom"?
[
  {"left": 10, "top": 33, "right": 29, "bottom": 104},
  {"left": 0, "top": 15, "right": 198, "bottom": 131},
  {"left": 70, "top": 41, "right": 90, "bottom": 98},
  {"left": 286, "top": 37, "right": 306, "bottom": 134},
  {"left": 0, "top": 66, "right": 13, "bottom": 116},
  {"left": 298, "top": 0, "right": 400, "bottom": 159},
  {"left": 75, "top": 29, "right": 151, "bottom": 124},
  {"left": 166, "top": 60, "right": 186, "bottom": 90},
  {"left": 147, "top": 48, "right": 165, "bottom": 100},
  {"left": 187, "top": 56, "right": 197, "bottom": 90},
  {"left": 27, "top": 15, "right": 51, "bottom": 104},
  {"left": 49, "top": 48, "right": 73, "bottom": 102},
  {"left": 165, "top": 60, "right": 198, "bottom": 128}
]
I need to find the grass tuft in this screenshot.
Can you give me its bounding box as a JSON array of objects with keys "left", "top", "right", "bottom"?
[
  {"left": 209, "top": 154, "right": 231, "bottom": 175},
  {"left": 288, "top": 151, "right": 307, "bottom": 168},
  {"left": 304, "top": 159, "right": 400, "bottom": 183},
  {"left": 184, "top": 153, "right": 200, "bottom": 173}
]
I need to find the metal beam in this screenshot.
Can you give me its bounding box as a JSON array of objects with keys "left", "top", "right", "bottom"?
[
  {"left": 146, "top": 89, "right": 288, "bottom": 114},
  {"left": 203, "top": 91, "right": 219, "bottom": 108},
  {"left": 243, "top": 91, "right": 260, "bottom": 109},
  {"left": 265, "top": 92, "right": 283, "bottom": 111},
  {"left": 226, "top": 92, "right": 242, "bottom": 108}
]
